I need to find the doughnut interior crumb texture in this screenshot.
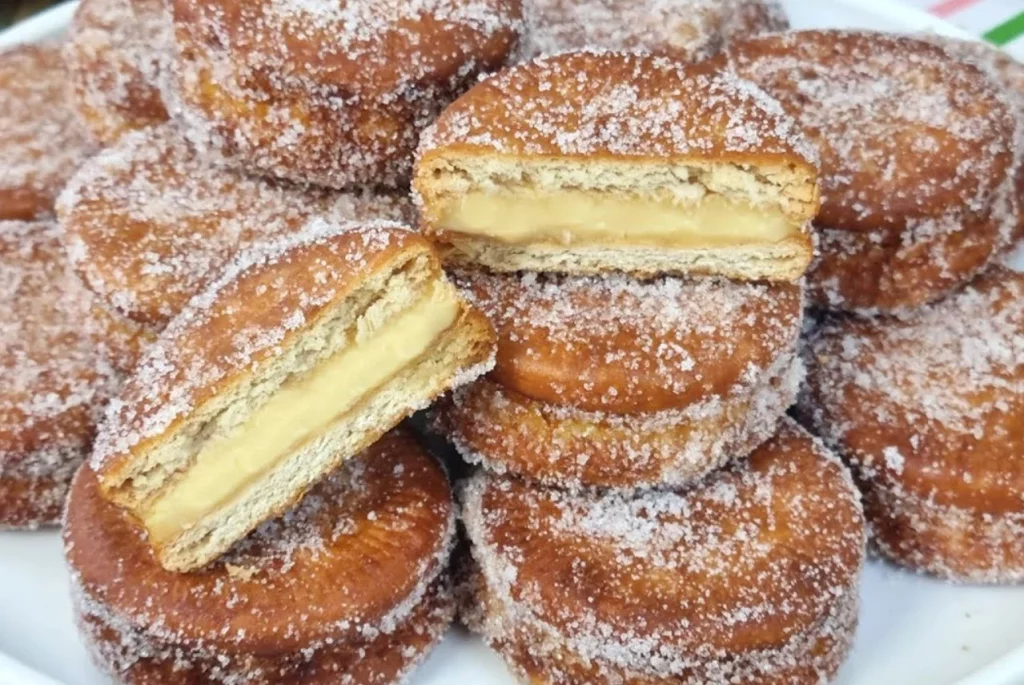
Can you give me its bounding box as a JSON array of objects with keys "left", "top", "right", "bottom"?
[
  {"left": 414, "top": 51, "right": 819, "bottom": 281},
  {"left": 91, "top": 220, "right": 495, "bottom": 572},
  {"left": 0, "top": 44, "right": 94, "bottom": 221},
  {"left": 519, "top": 0, "right": 788, "bottom": 61}
]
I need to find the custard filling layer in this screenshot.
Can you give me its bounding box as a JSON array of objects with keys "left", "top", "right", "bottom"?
[
  {"left": 142, "top": 283, "right": 461, "bottom": 542},
  {"left": 440, "top": 190, "right": 797, "bottom": 247}
]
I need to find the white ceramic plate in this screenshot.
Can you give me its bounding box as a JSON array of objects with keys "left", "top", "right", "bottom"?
[{"left": 0, "top": 2, "right": 1022, "bottom": 684}]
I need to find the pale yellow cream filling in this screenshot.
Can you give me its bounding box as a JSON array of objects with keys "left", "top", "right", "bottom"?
[
  {"left": 142, "top": 284, "right": 461, "bottom": 542},
  {"left": 440, "top": 191, "right": 796, "bottom": 247}
]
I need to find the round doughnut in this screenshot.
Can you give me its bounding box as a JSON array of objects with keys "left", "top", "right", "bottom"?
[
  {"left": 0, "top": 221, "right": 120, "bottom": 529},
  {"left": 438, "top": 349, "right": 802, "bottom": 489},
  {"left": 0, "top": 45, "right": 93, "bottom": 220},
  {"left": 63, "top": 0, "right": 173, "bottom": 144},
  {"left": 519, "top": 0, "right": 787, "bottom": 61},
  {"left": 58, "top": 124, "right": 414, "bottom": 330},
  {"left": 724, "top": 30, "right": 1018, "bottom": 313},
  {"left": 461, "top": 419, "right": 866, "bottom": 684},
  {"left": 168, "top": 0, "right": 523, "bottom": 189},
  {"left": 799, "top": 267, "right": 1024, "bottom": 582},
  {"left": 452, "top": 269, "right": 803, "bottom": 414},
  {"left": 65, "top": 430, "right": 456, "bottom": 684}
]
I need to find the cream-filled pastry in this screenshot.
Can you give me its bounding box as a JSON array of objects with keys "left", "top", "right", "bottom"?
[
  {"left": 91, "top": 220, "right": 495, "bottom": 572},
  {"left": 414, "top": 52, "right": 819, "bottom": 282}
]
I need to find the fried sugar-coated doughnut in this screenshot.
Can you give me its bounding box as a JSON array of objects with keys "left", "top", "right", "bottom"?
[
  {"left": 66, "top": 431, "right": 456, "bottom": 684},
  {"left": 58, "top": 125, "right": 414, "bottom": 330},
  {"left": 461, "top": 419, "right": 866, "bottom": 683},
  {"left": 0, "top": 221, "right": 120, "bottom": 529},
  {"left": 0, "top": 45, "right": 93, "bottom": 220},
  {"left": 90, "top": 221, "right": 495, "bottom": 571},
  {"left": 519, "top": 0, "right": 787, "bottom": 60},
  {"left": 87, "top": 300, "right": 158, "bottom": 375},
  {"left": 414, "top": 52, "right": 819, "bottom": 281},
  {"left": 800, "top": 267, "right": 1024, "bottom": 583},
  {"left": 724, "top": 30, "right": 1018, "bottom": 313},
  {"left": 934, "top": 38, "right": 1024, "bottom": 248},
  {"left": 168, "top": 0, "right": 523, "bottom": 189},
  {"left": 452, "top": 269, "right": 802, "bottom": 414},
  {"left": 64, "top": 0, "right": 173, "bottom": 144},
  {"left": 438, "top": 344, "right": 799, "bottom": 489}
]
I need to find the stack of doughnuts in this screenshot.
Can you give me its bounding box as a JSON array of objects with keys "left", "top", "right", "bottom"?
[
  {"left": 716, "top": 30, "right": 1024, "bottom": 585},
  {"left": 414, "top": 43, "right": 870, "bottom": 683},
  {"left": 1, "top": 0, "right": 1022, "bottom": 682},
  {"left": 5, "top": 2, "right": 523, "bottom": 683}
]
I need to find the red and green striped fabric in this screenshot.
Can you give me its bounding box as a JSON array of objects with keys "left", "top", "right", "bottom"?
[{"left": 915, "top": 0, "right": 1024, "bottom": 55}]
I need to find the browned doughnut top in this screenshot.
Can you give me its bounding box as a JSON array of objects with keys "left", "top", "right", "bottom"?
[
  {"left": 462, "top": 419, "right": 865, "bottom": 676},
  {"left": 802, "top": 267, "right": 1024, "bottom": 516},
  {"left": 519, "top": 0, "right": 787, "bottom": 60},
  {"left": 0, "top": 45, "right": 93, "bottom": 220},
  {"left": 172, "top": 0, "right": 523, "bottom": 99},
  {"left": 724, "top": 30, "right": 1016, "bottom": 234},
  {"left": 0, "top": 221, "right": 119, "bottom": 485},
  {"left": 65, "top": 430, "right": 454, "bottom": 655},
  {"left": 453, "top": 269, "right": 802, "bottom": 413},
  {"left": 64, "top": 0, "right": 172, "bottom": 143},
  {"left": 419, "top": 50, "right": 817, "bottom": 169},
  {"left": 58, "top": 125, "right": 413, "bottom": 329},
  {"left": 88, "top": 220, "right": 440, "bottom": 479}
]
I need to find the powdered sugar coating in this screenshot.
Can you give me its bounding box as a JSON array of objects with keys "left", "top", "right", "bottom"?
[
  {"left": 58, "top": 125, "right": 414, "bottom": 329},
  {"left": 65, "top": 431, "right": 457, "bottom": 682},
  {"left": 63, "top": 0, "right": 173, "bottom": 144},
  {"left": 0, "top": 44, "right": 94, "bottom": 221},
  {"left": 168, "top": 0, "right": 523, "bottom": 187},
  {"left": 519, "top": 0, "right": 787, "bottom": 61},
  {"left": 89, "top": 219, "right": 421, "bottom": 472},
  {"left": 461, "top": 419, "right": 866, "bottom": 681},
  {"left": 418, "top": 50, "right": 818, "bottom": 165},
  {"left": 0, "top": 221, "right": 120, "bottom": 527},
  {"left": 452, "top": 268, "right": 802, "bottom": 413}
]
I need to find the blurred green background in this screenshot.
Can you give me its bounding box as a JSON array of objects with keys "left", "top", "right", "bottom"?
[{"left": 1, "top": 1, "right": 62, "bottom": 28}]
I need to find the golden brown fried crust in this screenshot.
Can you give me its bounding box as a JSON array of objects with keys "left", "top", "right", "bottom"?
[
  {"left": 807, "top": 211, "right": 1008, "bottom": 313},
  {"left": 0, "top": 221, "right": 120, "bottom": 528},
  {"left": 87, "top": 302, "right": 158, "bottom": 375},
  {"left": 462, "top": 420, "right": 865, "bottom": 681},
  {"left": 89, "top": 223, "right": 446, "bottom": 485},
  {"left": 66, "top": 432, "right": 455, "bottom": 670},
  {"left": 64, "top": 0, "right": 171, "bottom": 144},
  {"left": 58, "top": 125, "right": 415, "bottom": 330},
  {"left": 800, "top": 268, "right": 1024, "bottom": 581},
  {"left": 724, "top": 30, "right": 1017, "bottom": 312},
  {"left": 438, "top": 355, "right": 798, "bottom": 488},
  {"left": 485, "top": 599, "right": 856, "bottom": 685},
  {"left": 418, "top": 51, "right": 818, "bottom": 180},
  {"left": 0, "top": 45, "right": 93, "bottom": 220},
  {"left": 453, "top": 268, "right": 802, "bottom": 413},
  {"left": 169, "top": 0, "right": 523, "bottom": 188},
  {"left": 0, "top": 475, "right": 68, "bottom": 529},
  {"left": 725, "top": 31, "right": 1015, "bottom": 233}
]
